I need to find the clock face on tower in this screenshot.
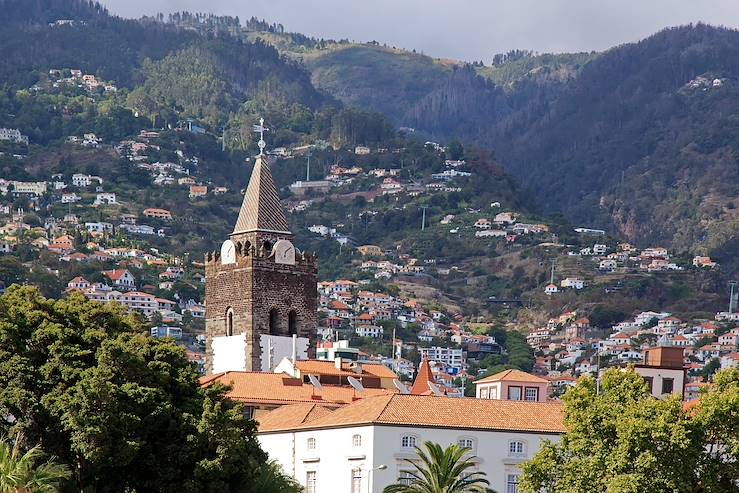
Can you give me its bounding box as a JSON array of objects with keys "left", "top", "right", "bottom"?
[
  {"left": 220, "top": 239, "right": 236, "bottom": 265},
  {"left": 272, "top": 239, "right": 295, "bottom": 265}
]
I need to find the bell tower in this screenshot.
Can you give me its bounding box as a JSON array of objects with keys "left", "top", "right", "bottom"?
[{"left": 204, "top": 121, "right": 317, "bottom": 374}]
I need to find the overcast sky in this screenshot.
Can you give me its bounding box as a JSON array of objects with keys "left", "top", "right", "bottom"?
[{"left": 103, "top": 0, "right": 739, "bottom": 61}]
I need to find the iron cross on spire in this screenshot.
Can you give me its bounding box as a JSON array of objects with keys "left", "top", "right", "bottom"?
[{"left": 252, "top": 118, "right": 269, "bottom": 155}]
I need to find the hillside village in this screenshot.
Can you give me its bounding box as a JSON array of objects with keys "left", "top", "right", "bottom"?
[
  {"left": 0, "top": 66, "right": 735, "bottom": 402},
  {"left": 0, "top": 3, "right": 738, "bottom": 492}
]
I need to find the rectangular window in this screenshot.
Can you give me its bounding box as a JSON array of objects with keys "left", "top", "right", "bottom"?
[
  {"left": 306, "top": 471, "right": 316, "bottom": 493},
  {"left": 458, "top": 438, "right": 474, "bottom": 449},
  {"left": 480, "top": 388, "right": 489, "bottom": 399},
  {"left": 351, "top": 468, "right": 362, "bottom": 493},
  {"left": 490, "top": 386, "right": 498, "bottom": 399},
  {"left": 506, "top": 473, "right": 519, "bottom": 493},
  {"left": 524, "top": 387, "right": 539, "bottom": 401},
  {"left": 509, "top": 441, "right": 525, "bottom": 456},
  {"left": 508, "top": 386, "right": 522, "bottom": 401},
  {"left": 662, "top": 377, "right": 674, "bottom": 395},
  {"left": 399, "top": 470, "right": 413, "bottom": 486},
  {"left": 643, "top": 376, "right": 654, "bottom": 393}
]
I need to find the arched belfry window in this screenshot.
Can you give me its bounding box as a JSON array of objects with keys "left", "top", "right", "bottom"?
[
  {"left": 288, "top": 310, "right": 297, "bottom": 335},
  {"left": 268, "top": 308, "right": 279, "bottom": 335},
  {"left": 226, "top": 307, "right": 234, "bottom": 336},
  {"left": 263, "top": 240, "right": 272, "bottom": 254}
]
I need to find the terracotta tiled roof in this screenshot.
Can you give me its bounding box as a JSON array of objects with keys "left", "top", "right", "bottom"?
[
  {"left": 410, "top": 357, "right": 436, "bottom": 395},
  {"left": 233, "top": 155, "right": 291, "bottom": 235},
  {"left": 295, "top": 360, "right": 398, "bottom": 380},
  {"left": 257, "top": 402, "right": 335, "bottom": 431},
  {"left": 259, "top": 394, "right": 565, "bottom": 434},
  {"left": 105, "top": 269, "right": 131, "bottom": 281},
  {"left": 200, "top": 371, "right": 394, "bottom": 407},
  {"left": 475, "top": 369, "right": 549, "bottom": 385}
]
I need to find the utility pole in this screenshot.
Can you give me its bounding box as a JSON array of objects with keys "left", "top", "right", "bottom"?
[
  {"left": 421, "top": 206, "right": 427, "bottom": 231},
  {"left": 550, "top": 258, "right": 556, "bottom": 284},
  {"left": 305, "top": 150, "right": 312, "bottom": 181}
]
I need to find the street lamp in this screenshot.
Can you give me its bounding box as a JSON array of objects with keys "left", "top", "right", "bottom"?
[{"left": 365, "top": 464, "right": 387, "bottom": 493}]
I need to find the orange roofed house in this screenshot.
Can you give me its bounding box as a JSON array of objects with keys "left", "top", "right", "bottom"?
[
  {"left": 257, "top": 393, "right": 565, "bottom": 493},
  {"left": 474, "top": 369, "right": 549, "bottom": 402}
]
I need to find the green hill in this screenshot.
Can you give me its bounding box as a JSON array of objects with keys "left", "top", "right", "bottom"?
[{"left": 490, "top": 25, "right": 739, "bottom": 270}]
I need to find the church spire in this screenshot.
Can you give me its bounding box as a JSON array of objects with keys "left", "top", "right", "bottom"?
[
  {"left": 232, "top": 154, "right": 291, "bottom": 236},
  {"left": 232, "top": 118, "right": 291, "bottom": 236}
]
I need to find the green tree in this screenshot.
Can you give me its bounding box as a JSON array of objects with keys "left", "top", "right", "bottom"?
[
  {"left": 383, "top": 441, "right": 494, "bottom": 493},
  {"left": 0, "top": 286, "right": 266, "bottom": 492},
  {"left": 520, "top": 367, "right": 739, "bottom": 493},
  {"left": 0, "top": 433, "right": 71, "bottom": 493},
  {"left": 446, "top": 140, "right": 464, "bottom": 160}
]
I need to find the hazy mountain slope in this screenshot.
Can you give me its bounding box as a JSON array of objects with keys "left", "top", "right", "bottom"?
[{"left": 491, "top": 24, "right": 739, "bottom": 265}]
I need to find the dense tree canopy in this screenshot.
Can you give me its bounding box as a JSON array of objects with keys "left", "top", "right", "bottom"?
[
  {"left": 520, "top": 367, "right": 739, "bottom": 493},
  {"left": 0, "top": 286, "right": 267, "bottom": 492}
]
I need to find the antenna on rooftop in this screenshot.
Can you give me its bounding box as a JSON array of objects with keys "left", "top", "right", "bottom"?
[
  {"left": 308, "top": 374, "right": 323, "bottom": 396},
  {"left": 427, "top": 382, "right": 444, "bottom": 396},
  {"left": 393, "top": 379, "right": 410, "bottom": 395},
  {"left": 347, "top": 376, "right": 365, "bottom": 394}
]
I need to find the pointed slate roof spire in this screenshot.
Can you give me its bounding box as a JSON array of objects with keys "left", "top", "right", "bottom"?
[
  {"left": 410, "top": 356, "right": 436, "bottom": 396},
  {"left": 232, "top": 154, "right": 291, "bottom": 235}
]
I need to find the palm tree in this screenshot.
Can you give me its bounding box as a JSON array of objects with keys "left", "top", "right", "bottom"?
[
  {"left": 0, "top": 434, "right": 71, "bottom": 493},
  {"left": 251, "top": 460, "right": 303, "bottom": 493},
  {"left": 383, "top": 441, "right": 495, "bottom": 493}
]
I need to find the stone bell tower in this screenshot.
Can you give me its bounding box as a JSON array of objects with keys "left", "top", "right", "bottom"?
[{"left": 204, "top": 126, "right": 317, "bottom": 374}]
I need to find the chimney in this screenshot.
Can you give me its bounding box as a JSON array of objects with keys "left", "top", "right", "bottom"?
[
  {"left": 291, "top": 334, "right": 297, "bottom": 364},
  {"left": 335, "top": 356, "right": 343, "bottom": 370}
]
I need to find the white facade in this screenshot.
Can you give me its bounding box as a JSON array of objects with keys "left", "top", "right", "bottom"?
[
  {"left": 259, "top": 423, "right": 558, "bottom": 493},
  {"left": 418, "top": 347, "right": 464, "bottom": 369},
  {"left": 94, "top": 192, "right": 117, "bottom": 205}
]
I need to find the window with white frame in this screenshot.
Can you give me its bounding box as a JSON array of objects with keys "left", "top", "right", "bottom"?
[
  {"left": 350, "top": 468, "right": 362, "bottom": 493},
  {"left": 401, "top": 435, "right": 416, "bottom": 449},
  {"left": 307, "top": 437, "right": 316, "bottom": 450},
  {"left": 524, "top": 387, "right": 539, "bottom": 401},
  {"left": 506, "top": 473, "right": 519, "bottom": 493},
  {"left": 490, "top": 386, "right": 498, "bottom": 399},
  {"left": 508, "top": 440, "right": 525, "bottom": 457},
  {"left": 399, "top": 470, "right": 414, "bottom": 486},
  {"left": 306, "top": 471, "right": 317, "bottom": 493},
  {"left": 352, "top": 434, "right": 362, "bottom": 447},
  {"left": 480, "top": 387, "right": 489, "bottom": 399},
  {"left": 458, "top": 438, "right": 474, "bottom": 450}
]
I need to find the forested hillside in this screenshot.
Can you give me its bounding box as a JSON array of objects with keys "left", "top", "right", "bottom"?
[
  {"left": 491, "top": 25, "right": 739, "bottom": 270},
  {"left": 245, "top": 24, "right": 737, "bottom": 271},
  {"left": 0, "top": 1, "right": 736, "bottom": 275}
]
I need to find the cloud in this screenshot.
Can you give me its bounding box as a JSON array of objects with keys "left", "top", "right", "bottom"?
[{"left": 102, "top": 0, "right": 739, "bottom": 61}]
